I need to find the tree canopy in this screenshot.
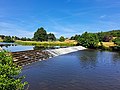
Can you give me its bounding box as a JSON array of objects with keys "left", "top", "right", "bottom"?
[
  {"left": 59, "top": 36, "right": 65, "bottom": 42},
  {"left": 113, "top": 37, "right": 120, "bottom": 46},
  {"left": 77, "top": 32, "right": 99, "bottom": 48},
  {"left": 47, "top": 33, "right": 56, "bottom": 41},
  {"left": 33, "top": 27, "right": 47, "bottom": 41},
  {"left": 3, "top": 36, "right": 14, "bottom": 43}
]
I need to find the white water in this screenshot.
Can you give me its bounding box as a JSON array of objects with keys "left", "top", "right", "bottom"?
[
  {"left": 0, "top": 47, "right": 3, "bottom": 51},
  {"left": 46, "top": 46, "right": 86, "bottom": 56}
]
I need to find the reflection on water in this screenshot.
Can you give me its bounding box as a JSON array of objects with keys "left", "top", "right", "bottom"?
[
  {"left": 22, "top": 49, "right": 120, "bottom": 90},
  {"left": 0, "top": 42, "right": 67, "bottom": 52},
  {"left": 78, "top": 50, "right": 98, "bottom": 69},
  {"left": 0, "top": 42, "right": 34, "bottom": 52}
]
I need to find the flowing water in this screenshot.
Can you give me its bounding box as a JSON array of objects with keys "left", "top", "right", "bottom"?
[{"left": 22, "top": 49, "right": 120, "bottom": 90}]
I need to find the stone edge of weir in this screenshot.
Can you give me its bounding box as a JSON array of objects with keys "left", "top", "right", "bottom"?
[
  {"left": 46, "top": 46, "right": 87, "bottom": 57},
  {"left": 1, "top": 46, "right": 86, "bottom": 66}
]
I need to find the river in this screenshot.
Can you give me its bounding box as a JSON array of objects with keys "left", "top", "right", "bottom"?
[
  {"left": 22, "top": 49, "right": 120, "bottom": 90},
  {"left": 1, "top": 42, "right": 120, "bottom": 90}
]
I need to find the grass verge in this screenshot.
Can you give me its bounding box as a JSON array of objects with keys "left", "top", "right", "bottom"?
[{"left": 15, "top": 40, "right": 77, "bottom": 46}]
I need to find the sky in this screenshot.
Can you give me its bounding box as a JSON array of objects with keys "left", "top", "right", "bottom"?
[{"left": 0, "top": 0, "right": 120, "bottom": 38}]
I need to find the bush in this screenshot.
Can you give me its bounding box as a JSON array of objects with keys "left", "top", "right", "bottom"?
[
  {"left": 113, "top": 37, "right": 120, "bottom": 46},
  {"left": 3, "top": 36, "right": 14, "bottom": 43},
  {"left": 0, "top": 51, "right": 28, "bottom": 90},
  {"left": 77, "top": 32, "right": 99, "bottom": 48}
]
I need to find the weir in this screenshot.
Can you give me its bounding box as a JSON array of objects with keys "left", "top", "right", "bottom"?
[
  {"left": 46, "top": 46, "right": 86, "bottom": 56},
  {"left": 12, "top": 50, "right": 53, "bottom": 66},
  {"left": 11, "top": 46, "right": 86, "bottom": 66}
]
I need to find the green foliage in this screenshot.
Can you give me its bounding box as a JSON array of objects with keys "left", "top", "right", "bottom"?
[
  {"left": 113, "top": 37, "right": 120, "bottom": 46},
  {"left": 106, "top": 30, "right": 120, "bottom": 37},
  {"left": 0, "top": 51, "right": 28, "bottom": 90},
  {"left": 97, "top": 32, "right": 105, "bottom": 42},
  {"left": 59, "top": 36, "right": 65, "bottom": 42},
  {"left": 21, "top": 37, "right": 32, "bottom": 41},
  {"left": 3, "top": 36, "right": 14, "bottom": 43},
  {"left": 47, "top": 33, "right": 56, "bottom": 41},
  {"left": 0, "top": 35, "right": 5, "bottom": 39},
  {"left": 12, "top": 36, "right": 20, "bottom": 40},
  {"left": 33, "top": 27, "right": 47, "bottom": 41},
  {"left": 70, "top": 35, "right": 80, "bottom": 40},
  {"left": 96, "top": 30, "right": 120, "bottom": 42},
  {"left": 77, "top": 32, "right": 99, "bottom": 48}
]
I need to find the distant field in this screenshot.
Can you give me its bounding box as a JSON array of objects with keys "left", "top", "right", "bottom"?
[
  {"left": 15, "top": 40, "right": 77, "bottom": 46},
  {"left": 0, "top": 39, "right": 3, "bottom": 42},
  {"left": 98, "top": 42, "right": 116, "bottom": 47}
]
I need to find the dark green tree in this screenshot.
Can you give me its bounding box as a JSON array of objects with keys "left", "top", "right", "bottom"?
[
  {"left": 59, "top": 36, "right": 65, "bottom": 42},
  {"left": 47, "top": 33, "right": 56, "bottom": 41},
  {"left": 77, "top": 32, "right": 99, "bottom": 48},
  {"left": 97, "top": 32, "right": 105, "bottom": 42},
  {"left": 0, "top": 35, "right": 5, "bottom": 39},
  {"left": 70, "top": 35, "right": 80, "bottom": 40},
  {"left": 33, "top": 27, "right": 47, "bottom": 41},
  {"left": 3, "top": 36, "right": 14, "bottom": 43},
  {"left": 113, "top": 37, "right": 120, "bottom": 46},
  {"left": 0, "top": 51, "right": 28, "bottom": 90}
]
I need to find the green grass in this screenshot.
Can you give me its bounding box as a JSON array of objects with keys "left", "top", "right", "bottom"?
[
  {"left": 98, "top": 42, "right": 116, "bottom": 47},
  {"left": 15, "top": 40, "right": 77, "bottom": 46},
  {"left": 0, "top": 39, "right": 3, "bottom": 42}
]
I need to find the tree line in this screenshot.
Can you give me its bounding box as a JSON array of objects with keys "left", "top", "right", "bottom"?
[
  {"left": 1, "top": 28, "right": 120, "bottom": 50},
  {"left": 0, "top": 27, "right": 66, "bottom": 42},
  {"left": 70, "top": 30, "right": 120, "bottom": 49}
]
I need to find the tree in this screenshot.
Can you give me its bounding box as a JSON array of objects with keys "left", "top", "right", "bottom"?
[
  {"left": 33, "top": 27, "right": 47, "bottom": 41},
  {"left": 77, "top": 32, "right": 99, "bottom": 48},
  {"left": 3, "top": 36, "right": 14, "bottom": 43},
  {"left": 59, "top": 36, "right": 65, "bottom": 42},
  {"left": 0, "top": 35, "right": 5, "bottom": 39},
  {"left": 103, "top": 35, "right": 113, "bottom": 42},
  {"left": 70, "top": 35, "right": 80, "bottom": 40},
  {"left": 97, "top": 32, "right": 105, "bottom": 42},
  {"left": 13, "top": 36, "right": 20, "bottom": 40},
  {"left": 113, "top": 37, "right": 120, "bottom": 46},
  {"left": 47, "top": 33, "right": 56, "bottom": 41},
  {"left": 0, "top": 51, "right": 28, "bottom": 90}
]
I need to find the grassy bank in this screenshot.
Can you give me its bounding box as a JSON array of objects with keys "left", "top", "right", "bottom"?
[
  {"left": 0, "top": 39, "right": 3, "bottom": 42},
  {"left": 98, "top": 42, "right": 116, "bottom": 47},
  {"left": 98, "top": 42, "right": 118, "bottom": 51},
  {"left": 15, "top": 40, "right": 77, "bottom": 46}
]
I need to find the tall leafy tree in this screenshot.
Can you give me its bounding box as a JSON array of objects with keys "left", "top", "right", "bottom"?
[
  {"left": 77, "top": 32, "right": 99, "bottom": 48},
  {"left": 70, "top": 35, "right": 80, "bottom": 40},
  {"left": 59, "top": 36, "right": 65, "bottom": 42},
  {"left": 47, "top": 33, "right": 56, "bottom": 41},
  {"left": 3, "top": 36, "right": 14, "bottom": 43},
  {"left": 33, "top": 27, "right": 47, "bottom": 41}
]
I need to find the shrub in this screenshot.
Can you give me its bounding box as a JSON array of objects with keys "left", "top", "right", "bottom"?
[{"left": 0, "top": 51, "right": 28, "bottom": 90}]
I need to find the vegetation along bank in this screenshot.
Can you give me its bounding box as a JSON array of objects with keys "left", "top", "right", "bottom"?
[{"left": 0, "top": 27, "right": 120, "bottom": 51}]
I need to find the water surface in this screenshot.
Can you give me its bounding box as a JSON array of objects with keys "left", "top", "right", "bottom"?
[
  {"left": 22, "top": 49, "right": 120, "bottom": 90},
  {"left": 0, "top": 42, "right": 62, "bottom": 52}
]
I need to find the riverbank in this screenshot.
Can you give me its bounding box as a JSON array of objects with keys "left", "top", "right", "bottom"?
[{"left": 15, "top": 40, "right": 77, "bottom": 46}]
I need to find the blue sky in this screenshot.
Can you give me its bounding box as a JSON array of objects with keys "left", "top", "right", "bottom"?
[{"left": 0, "top": 0, "right": 120, "bottom": 38}]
